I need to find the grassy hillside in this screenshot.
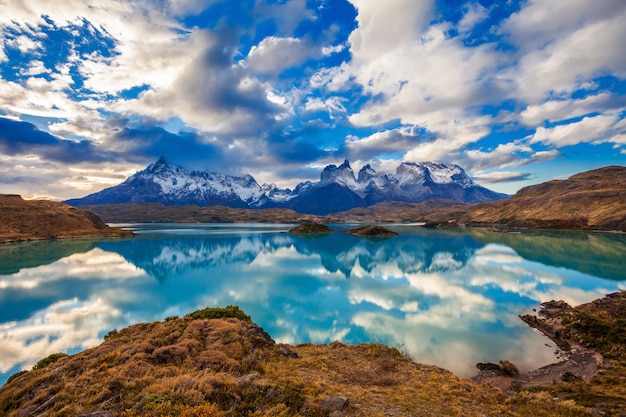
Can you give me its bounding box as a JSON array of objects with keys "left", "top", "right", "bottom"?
[
  {"left": 0, "top": 195, "right": 133, "bottom": 243},
  {"left": 325, "top": 199, "right": 471, "bottom": 223},
  {"left": 82, "top": 203, "right": 319, "bottom": 224},
  {"left": 84, "top": 200, "right": 470, "bottom": 225},
  {"left": 0, "top": 306, "right": 608, "bottom": 417},
  {"left": 460, "top": 166, "right": 626, "bottom": 231}
]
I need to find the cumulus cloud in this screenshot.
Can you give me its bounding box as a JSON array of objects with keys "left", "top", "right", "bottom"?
[
  {"left": 344, "top": 127, "right": 422, "bottom": 162},
  {"left": 473, "top": 171, "right": 533, "bottom": 185},
  {"left": 246, "top": 36, "right": 329, "bottom": 76},
  {"left": 530, "top": 114, "right": 625, "bottom": 147},
  {"left": 519, "top": 93, "right": 624, "bottom": 127},
  {"left": 501, "top": 1, "right": 626, "bottom": 103},
  {"left": 458, "top": 2, "right": 488, "bottom": 34},
  {"left": 0, "top": 118, "right": 110, "bottom": 163}
]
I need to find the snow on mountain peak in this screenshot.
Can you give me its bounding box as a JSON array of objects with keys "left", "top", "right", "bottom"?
[
  {"left": 395, "top": 161, "right": 474, "bottom": 188},
  {"left": 320, "top": 159, "right": 358, "bottom": 188}
]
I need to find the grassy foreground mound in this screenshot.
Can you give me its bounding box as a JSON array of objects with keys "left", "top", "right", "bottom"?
[
  {"left": 0, "top": 194, "right": 133, "bottom": 243},
  {"left": 0, "top": 307, "right": 598, "bottom": 417}
]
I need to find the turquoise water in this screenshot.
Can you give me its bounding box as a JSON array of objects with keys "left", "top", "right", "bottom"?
[{"left": 1, "top": 224, "right": 625, "bottom": 385}]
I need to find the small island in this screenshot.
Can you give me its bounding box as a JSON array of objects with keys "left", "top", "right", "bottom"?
[
  {"left": 347, "top": 225, "right": 398, "bottom": 237},
  {"left": 289, "top": 223, "right": 399, "bottom": 238},
  {"left": 288, "top": 222, "right": 333, "bottom": 234}
]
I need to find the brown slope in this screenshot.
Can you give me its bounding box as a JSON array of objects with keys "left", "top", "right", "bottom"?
[
  {"left": 0, "top": 194, "right": 133, "bottom": 243},
  {"left": 82, "top": 203, "right": 319, "bottom": 224},
  {"left": 460, "top": 166, "right": 626, "bottom": 231},
  {"left": 323, "top": 199, "right": 472, "bottom": 223}
]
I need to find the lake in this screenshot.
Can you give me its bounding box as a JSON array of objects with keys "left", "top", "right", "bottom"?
[{"left": 1, "top": 223, "right": 625, "bottom": 385}]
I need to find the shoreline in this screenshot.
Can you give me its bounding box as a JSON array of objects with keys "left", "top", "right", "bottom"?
[{"left": 473, "top": 294, "right": 622, "bottom": 393}]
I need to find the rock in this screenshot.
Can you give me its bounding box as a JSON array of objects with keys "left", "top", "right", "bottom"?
[
  {"left": 237, "top": 374, "right": 259, "bottom": 384},
  {"left": 539, "top": 300, "right": 572, "bottom": 318},
  {"left": 277, "top": 343, "right": 299, "bottom": 358},
  {"left": 320, "top": 396, "right": 349, "bottom": 411},
  {"left": 476, "top": 362, "right": 502, "bottom": 375}
]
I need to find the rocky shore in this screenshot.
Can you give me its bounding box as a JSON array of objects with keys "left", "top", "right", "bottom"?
[{"left": 474, "top": 292, "right": 626, "bottom": 416}]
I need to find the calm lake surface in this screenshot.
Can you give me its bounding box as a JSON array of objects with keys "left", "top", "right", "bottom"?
[{"left": 1, "top": 224, "right": 625, "bottom": 385}]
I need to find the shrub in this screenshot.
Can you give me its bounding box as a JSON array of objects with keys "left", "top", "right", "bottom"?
[
  {"left": 32, "top": 353, "right": 69, "bottom": 370},
  {"left": 5, "top": 370, "right": 28, "bottom": 384},
  {"left": 165, "top": 315, "right": 179, "bottom": 322},
  {"left": 186, "top": 305, "right": 251, "bottom": 323},
  {"left": 499, "top": 360, "right": 520, "bottom": 376}
]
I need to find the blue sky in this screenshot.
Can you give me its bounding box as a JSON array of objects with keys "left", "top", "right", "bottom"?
[{"left": 0, "top": 0, "right": 625, "bottom": 200}]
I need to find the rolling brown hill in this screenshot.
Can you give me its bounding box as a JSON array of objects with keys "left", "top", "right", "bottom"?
[
  {"left": 82, "top": 203, "right": 319, "bottom": 224},
  {"left": 459, "top": 166, "right": 626, "bottom": 231},
  {"left": 0, "top": 194, "right": 133, "bottom": 243}
]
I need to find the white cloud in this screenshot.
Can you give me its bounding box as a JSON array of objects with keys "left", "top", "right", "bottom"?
[
  {"left": 335, "top": 3, "right": 501, "bottom": 154},
  {"left": 8, "top": 35, "right": 43, "bottom": 53},
  {"left": 503, "top": 0, "right": 626, "bottom": 51},
  {"left": 530, "top": 114, "right": 624, "bottom": 147},
  {"left": 344, "top": 127, "right": 419, "bottom": 161},
  {"left": 347, "top": 0, "right": 433, "bottom": 63},
  {"left": 502, "top": 1, "right": 626, "bottom": 102},
  {"left": 519, "top": 93, "right": 617, "bottom": 127},
  {"left": 0, "top": 156, "right": 142, "bottom": 200},
  {"left": 472, "top": 171, "right": 532, "bottom": 185},
  {"left": 246, "top": 36, "right": 317, "bottom": 75},
  {"left": 458, "top": 2, "right": 488, "bottom": 34}
]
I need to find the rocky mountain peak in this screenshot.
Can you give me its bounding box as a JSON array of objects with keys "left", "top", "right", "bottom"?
[{"left": 320, "top": 159, "right": 356, "bottom": 185}]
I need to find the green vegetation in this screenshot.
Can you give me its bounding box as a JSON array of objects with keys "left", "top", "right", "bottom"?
[
  {"left": 32, "top": 353, "right": 69, "bottom": 370},
  {"left": 186, "top": 305, "right": 251, "bottom": 322},
  {"left": 498, "top": 360, "right": 520, "bottom": 376}
]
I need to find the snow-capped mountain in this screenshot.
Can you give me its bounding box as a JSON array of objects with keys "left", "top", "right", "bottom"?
[
  {"left": 65, "top": 156, "right": 264, "bottom": 208},
  {"left": 66, "top": 157, "right": 508, "bottom": 214}
]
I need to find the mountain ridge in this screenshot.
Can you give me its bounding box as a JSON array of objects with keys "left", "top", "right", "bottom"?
[{"left": 65, "top": 157, "right": 508, "bottom": 215}]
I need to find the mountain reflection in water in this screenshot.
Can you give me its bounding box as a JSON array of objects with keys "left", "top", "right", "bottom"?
[{"left": 1, "top": 224, "right": 624, "bottom": 385}]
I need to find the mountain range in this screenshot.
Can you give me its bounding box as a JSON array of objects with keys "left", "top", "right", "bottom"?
[{"left": 65, "top": 157, "right": 507, "bottom": 214}]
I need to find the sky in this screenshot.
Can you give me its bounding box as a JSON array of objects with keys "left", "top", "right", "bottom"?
[{"left": 0, "top": 0, "right": 625, "bottom": 200}]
